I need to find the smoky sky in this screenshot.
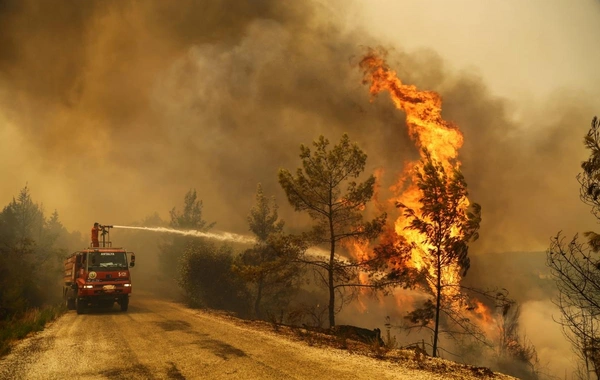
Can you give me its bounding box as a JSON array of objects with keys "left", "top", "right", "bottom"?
[{"left": 0, "top": 0, "right": 597, "bottom": 256}]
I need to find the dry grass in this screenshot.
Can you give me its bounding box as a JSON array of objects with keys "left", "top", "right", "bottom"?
[{"left": 0, "top": 304, "right": 64, "bottom": 357}]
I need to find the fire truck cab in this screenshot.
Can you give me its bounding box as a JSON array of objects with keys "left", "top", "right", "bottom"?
[{"left": 63, "top": 225, "right": 135, "bottom": 314}]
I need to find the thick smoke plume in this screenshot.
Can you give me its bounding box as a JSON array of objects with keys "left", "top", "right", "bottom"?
[
  {"left": 0, "top": 0, "right": 594, "bottom": 253},
  {"left": 0, "top": 0, "right": 595, "bottom": 255}
]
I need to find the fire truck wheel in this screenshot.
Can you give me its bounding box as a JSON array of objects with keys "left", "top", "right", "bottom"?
[
  {"left": 65, "top": 297, "right": 75, "bottom": 311},
  {"left": 75, "top": 297, "right": 85, "bottom": 315},
  {"left": 120, "top": 297, "right": 129, "bottom": 312}
]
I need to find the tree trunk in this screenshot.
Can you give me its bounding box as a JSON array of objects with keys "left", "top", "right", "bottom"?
[
  {"left": 328, "top": 241, "right": 336, "bottom": 328},
  {"left": 328, "top": 214, "right": 336, "bottom": 328},
  {"left": 432, "top": 251, "right": 442, "bottom": 357},
  {"left": 255, "top": 274, "right": 263, "bottom": 319}
]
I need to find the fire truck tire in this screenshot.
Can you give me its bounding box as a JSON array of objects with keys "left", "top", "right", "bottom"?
[
  {"left": 63, "top": 287, "right": 75, "bottom": 310},
  {"left": 75, "top": 297, "right": 85, "bottom": 315},
  {"left": 66, "top": 297, "right": 75, "bottom": 311},
  {"left": 120, "top": 297, "right": 129, "bottom": 312}
]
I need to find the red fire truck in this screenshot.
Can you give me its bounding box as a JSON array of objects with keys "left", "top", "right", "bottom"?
[{"left": 63, "top": 224, "right": 135, "bottom": 314}]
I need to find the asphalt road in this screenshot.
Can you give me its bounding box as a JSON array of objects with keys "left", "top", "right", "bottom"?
[{"left": 0, "top": 293, "right": 445, "bottom": 380}]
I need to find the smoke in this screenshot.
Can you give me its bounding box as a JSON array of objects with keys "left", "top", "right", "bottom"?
[
  {"left": 0, "top": 0, "right": 403, "bottom": 231},
  {"left": 519, "top": 299, "right": 575, "bottom": 376},
  {"left": 2, "top": 0, "right": 599, "bottom": 376},
  {"left": 1, "top": 0, "right": 596, "bottom": 255}
]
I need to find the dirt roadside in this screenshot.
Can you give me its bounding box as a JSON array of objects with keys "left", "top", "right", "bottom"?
[{"left": 0, "top": 293, "right": 515, "bottom": 380}]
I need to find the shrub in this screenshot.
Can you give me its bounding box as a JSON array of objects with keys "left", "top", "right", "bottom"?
[{"left": 179, "top": 241, "right": 250, "bottom": 315}]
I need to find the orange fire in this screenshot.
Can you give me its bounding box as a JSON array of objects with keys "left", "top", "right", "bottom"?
[
  {"left": 352, "top": 239, "right": 372, "bottom": 312},
  {"left": 470, "top": 300, "right": 498, "bottom": 338},
  {"left": 359, "top": 50, "right": 469, "bottom": 295},
  {"left": 472, "top": 300, "right": 494, "bottom": 325}
]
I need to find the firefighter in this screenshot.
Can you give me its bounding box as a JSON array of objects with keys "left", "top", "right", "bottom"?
[{"left": 91, "top": 222, "right": 101, "bottom": 247}]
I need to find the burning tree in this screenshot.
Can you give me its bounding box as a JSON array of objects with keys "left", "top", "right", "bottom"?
[
  {"left": 398, "top": 150, "right": 481, "bottom": 357},
  {"left": 358, "top": 49, "right": 485, "bottom": 357},
  {"left": 547, "top": 116, "right": 600, "bottom": 378},
  {"left": 233, "top": 184, "right": 304, "bottom": 319},
  {"left": 278, "top": 134, "right": 386, "bottom": 328}
]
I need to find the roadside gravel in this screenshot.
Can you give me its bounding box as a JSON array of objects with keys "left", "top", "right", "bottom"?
[{"left": 0, "top": 294, "right": 514, "bottom": 380}]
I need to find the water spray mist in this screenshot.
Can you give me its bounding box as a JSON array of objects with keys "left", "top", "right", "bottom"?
[
  {"left": 112, "top": 226, "right": 256, "bottom": 245},
  {"left": 112, "top": 225, "right": 334, "bottom": 259}
]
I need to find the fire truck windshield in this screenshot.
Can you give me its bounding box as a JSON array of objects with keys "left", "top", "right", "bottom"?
[{"left": 88, "top": 252, "right": 127, "bottom": 271}]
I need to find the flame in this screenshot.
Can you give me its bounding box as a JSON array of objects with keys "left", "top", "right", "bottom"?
[
  {"left": 371, "top": 167, "right": 387, "bottom": 214},
  {"left": 350, "top": 239, "right": 373, "bottom": 312},
  {"left": 359, "top": 50, "right": 470, "bottom": 296},
  {"left": 343, "top": 50, "right": 502, "bottom": 344},
  {"left": 472, "top": 300, "right": 494, "bottom": 325},
  {"left": 359, "top": 52, "right": 463, "bottom": 166},
  {"left": 469, "top": 300, "right": 499, "bottom": 338}
]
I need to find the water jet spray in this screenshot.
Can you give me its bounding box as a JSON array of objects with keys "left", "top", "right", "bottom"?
[
  {"left": 112, "top": 225, "right": 256, "bottom": 245},
  {"left": 111, "top": 226, "right": 333, "bottom": 258}
]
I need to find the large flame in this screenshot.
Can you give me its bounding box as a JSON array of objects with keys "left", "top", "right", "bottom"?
[
  {"left": 359, "top": 50, "right": 468, "bottom": 295},
  {"left": 351, "top": 50, "right": 499, "bottom": 345}
]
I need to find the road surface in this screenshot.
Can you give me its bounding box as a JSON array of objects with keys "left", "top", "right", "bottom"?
[{"left": 0, "top": 293, "right": 453, "bottom": 379}]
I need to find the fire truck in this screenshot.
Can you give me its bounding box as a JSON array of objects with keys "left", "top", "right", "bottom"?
[{"left": 63, "top": 224, "right": 136, "bottom": 314}]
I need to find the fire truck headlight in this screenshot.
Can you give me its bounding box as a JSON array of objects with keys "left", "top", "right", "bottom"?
[
  {"left": 124, "top": 283, "right": 131, "bottom": 287},
  {"left": 84, "top": 285, "right": 93, "bottom": 289}
]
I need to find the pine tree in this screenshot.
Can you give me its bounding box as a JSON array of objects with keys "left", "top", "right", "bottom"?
[
  {"left": 233, "top": 184, "right": 302, "bottom": 319},
  {"left": 279, "top": 134, "right": 386, "bottom": 327}
]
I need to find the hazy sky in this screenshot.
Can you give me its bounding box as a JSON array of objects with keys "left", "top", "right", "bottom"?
[
  {"left": 356, "top": 0, "right": 600, "bottom": 102},
  {"left": 1, "top": 0, "right": 599, "bottom": 252}
]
